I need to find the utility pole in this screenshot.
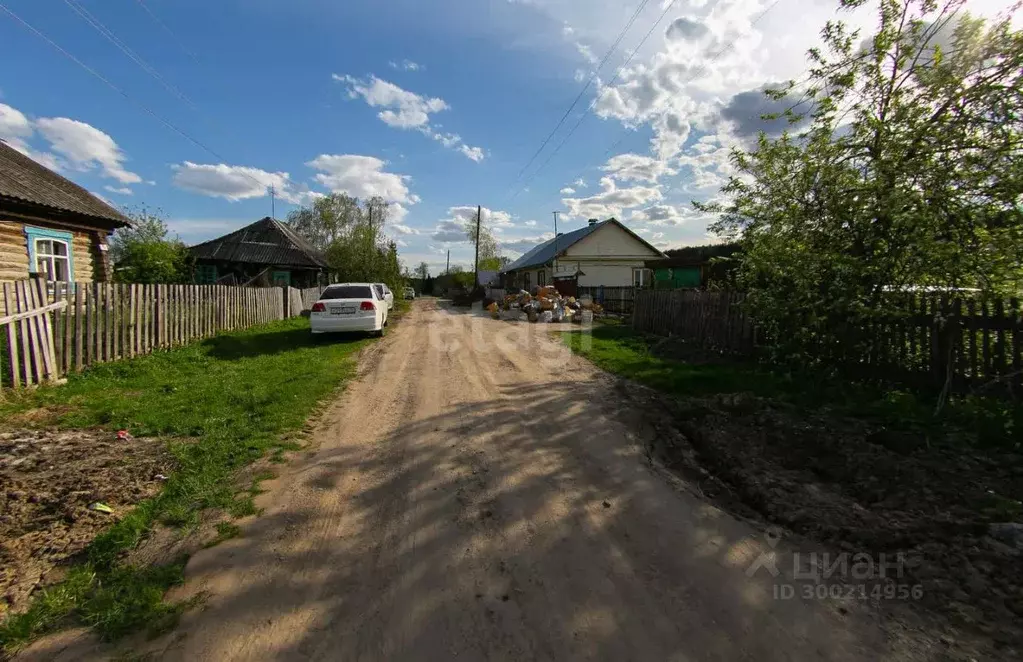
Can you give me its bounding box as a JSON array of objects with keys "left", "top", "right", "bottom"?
[
  {"left": 269, "top": 184, "right": 276, "bottom": 219},
  {"left": 446, "top": 250, "right": 450, "bottom": 275},
  {"left": 552, "top": 211, "right": 559, "bottom": 282},
  {"left": 474, "top": 205, "right": 482, "bottom": 289}
]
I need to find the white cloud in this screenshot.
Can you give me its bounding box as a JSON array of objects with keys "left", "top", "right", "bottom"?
[
  {"left": 388, "top": 59, "right": 422, "bottom": 71},
  {"left": 629, "top": 204, "right": 688, "bottom": 226},
  {"left": 431, "top": 206, "right": 515, "bottom": 243},
  {"left": 573, "top": 178, "right": 586, "bottom": 187},
  {"left": 602, "top": 153, "right": 678, "bottom": 183},
  {"left": 524, "top": 220, "right": 537, "bottom": 227},
  {"left": 560, "top": 187, "right": 575, "bottom": 194},
  {"left": 447, "top": 205, "right": 514, "bottom": 228},
  {"left": 391, "top": 224, "right": 419, "bottom": 235},
  {"left": 458, "top": 144, "right": 485, "bottom": 162},
  {"left": 500, "top": 232, "right": 555, "bottom": 255},
  {"left": 335, "top": 74, "right": 446, "bottom": 129},
  {"left": 575, "top": 41, "right": 598, "bottom": 64},
  {"left": 35, "top": 117, "right": 141, "bottom": 184},
  {"left": 0, "top": 102, "right": 32, "bottom": 152},
  {"left": 431, "top": 220, "right": 465, "bottom": 243},
  {"left": 104, "top": 185, "right": 133, "bottom": 195},
  {"left": 561, "top": 176, "right": 662, "bottom": 219},
  {"left": 306, "top": 154, "right": 416, "bottom": 205},
  {"left": 336, "top": 74, "right": 484, "bottom": 161},
  {"left": 172, "top": 161, "right": 307, "bottom": 203}
]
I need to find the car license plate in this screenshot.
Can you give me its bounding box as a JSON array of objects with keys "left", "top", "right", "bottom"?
[{"left": 330, "top": 306, "right": 355, "bottom": 315}]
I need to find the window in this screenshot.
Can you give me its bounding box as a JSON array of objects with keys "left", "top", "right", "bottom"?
[
  {"left": 271, "top": 270, "right": 291, "bottom": 286},
  {"left": 25, "top": 226, "right": 74, "bottom": 282},
  {"left": 196, "top": 264, "right": 218, "bottom": 284},
  {"left": 632, "top": 268, "right": 652, "bottom": 288},
  {"left": 537, "top": 270, "right": 546, "bottom": 287},
  {"left": 523, "top": 272, "right": 531, "bottom": 291},
  {"left": 322, "top": 285, "right": 374, "bottom": 300}
]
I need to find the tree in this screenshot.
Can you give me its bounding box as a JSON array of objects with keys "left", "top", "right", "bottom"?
[
  {"left": 415, "top": 261, "right": 430, "bottom": 281},
  {"left": 462, "top": 209, "right": 503, "bottom": 272},
  {"left": 705, "top": 0, "right": 1023, "bottom": 369},
  {"left": 287, "top": 193, "right": 406, "bottom": 291},
  {"left": 109, "top": 206, "right": 191, "bottom": 283}
]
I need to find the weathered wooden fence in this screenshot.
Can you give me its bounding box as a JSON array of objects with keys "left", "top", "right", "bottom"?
[
  {"left": 632, "top": 289, "right": 1023, "bottom": 395},
  {"left": 299, "top": 286, "right": 324, "bottom": 311},
  {"left": 1, "top": 281, "right": 287, "bottom": 389},
  {"left": 579, "top": 286, "right": 641, "bottom": 316},
  {"left": 633, "top": 290, "right": 754, "bottom": 354}
]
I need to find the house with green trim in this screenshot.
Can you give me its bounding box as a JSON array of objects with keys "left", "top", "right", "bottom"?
[
  {"left": 644, "top": 243, "right": 741, "bottom": 290},
  {"left": 188, "top": 217, "right": 327, "bottom": 287}
]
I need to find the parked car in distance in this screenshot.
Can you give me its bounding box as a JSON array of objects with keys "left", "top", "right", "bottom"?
[
  {"left": 310, "top": 283, "right": 388, "bottom": 336},
  {"left": 403, "top": 286, "right": 415, "bottom": 299},
  {"left": 374, "top": 283, "right": 394, "bottom": 310}
]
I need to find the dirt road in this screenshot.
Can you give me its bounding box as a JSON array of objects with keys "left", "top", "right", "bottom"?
[{"left": 140, "top": 300, "right": 897, "bottom": 660}]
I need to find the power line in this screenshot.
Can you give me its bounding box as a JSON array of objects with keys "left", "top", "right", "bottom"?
[
  {"left": 517, "top": 0, "right": 785, "bottom": 204},
  {"left": 509, "top": 0, "right": 654, "bottom": 185},
  {"left": 0, "top": 2, "right": 271, "bottom": 194},
  {"left": 62, "top": 0, "right": 196, "bottom": 109},
  {"left": 510, "top": 0, "right": 682, "bottom": 201},
  {"left": 134, "top": 0, "right": 199, "bottom": 64}
]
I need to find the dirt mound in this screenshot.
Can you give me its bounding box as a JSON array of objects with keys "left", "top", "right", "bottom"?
[
  {"left": 1, "top": 428, "right": 174, "bottom": 616},
  {"left": 628, "top": 385, "right": 1023, "bottom": 653}
]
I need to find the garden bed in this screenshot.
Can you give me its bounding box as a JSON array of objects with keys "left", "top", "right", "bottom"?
[{"left": 1, "top": 428, "right": 173, "bottom": 617}]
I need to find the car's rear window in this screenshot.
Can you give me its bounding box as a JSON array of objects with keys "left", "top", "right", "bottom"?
[
  {"left": 321, "top": 285, "right": 373, "bottom": 300},
  {"left": 374, "top": 284, "right": 384, "bottom": 298}
]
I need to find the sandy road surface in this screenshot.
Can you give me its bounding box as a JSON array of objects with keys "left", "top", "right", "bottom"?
[{"left": 135, "top": 300, "right": 894, "bottom": 660}]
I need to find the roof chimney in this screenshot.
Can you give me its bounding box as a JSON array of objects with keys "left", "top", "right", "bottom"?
[{"left": 588, "top": 218, "right": 598, "bottom": 226}]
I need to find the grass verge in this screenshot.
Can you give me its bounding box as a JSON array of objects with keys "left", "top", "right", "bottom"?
[
  {"left": 0, "top": 316, "right": 375, "bottom": 654},
  {"left": 560, "top": 324, "right": 1022, "bottom": 447}
]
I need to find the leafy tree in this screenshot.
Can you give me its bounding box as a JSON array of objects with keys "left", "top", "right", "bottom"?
[
  {"left": 109, "top": 206, "right": 192, "bottom": 283},
  {"left": 287, "top": 193, "right": 406, "bottom": 291},
  {"left": 415, "top": 261, "right": 430, "bottom": 281},
  {"left": 705, "top": 0, "right": 1023, "bottom": 370},
  {"left": 462, "top": 209, "right": 503, "bottom": 272}
]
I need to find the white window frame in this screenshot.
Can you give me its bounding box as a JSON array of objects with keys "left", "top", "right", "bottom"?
[
  {"left": 537, "top": 269, "right": 546, "bottom": 287},
  {"left": 632, "top": 267, "right": 652, "bottom": 288},
  {"left": 25, "top": 226, "right": 75, "bottom": 282}
]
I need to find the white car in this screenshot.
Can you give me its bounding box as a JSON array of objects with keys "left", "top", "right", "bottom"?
[
  {"left": 374, "top": 283, "right": 394, "bottom": 310},
  {"left": 403, "top": 287, "right": 415, "bottom": 299},
  {"left": 310, "top": 283, "right": 388, "bottom": 336}
]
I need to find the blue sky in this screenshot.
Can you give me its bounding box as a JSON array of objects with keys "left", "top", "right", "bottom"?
[{"left": 0, "top": 0, "right": 1015, "bottom": 274}]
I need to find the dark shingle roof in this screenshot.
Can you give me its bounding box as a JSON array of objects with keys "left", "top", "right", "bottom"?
[
  {"left": 501, "top": 219, "right": 664, "bottom": 272},
  {"left": 189, "top": 217, "right": 328, "bottom": 269},
  {"left": 0, "top": 140, "right": 131, "bottom": 226}
]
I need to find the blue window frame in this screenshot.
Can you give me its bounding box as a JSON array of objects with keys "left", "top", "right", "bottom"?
[{"left": 24, "top": 226, "right": 75, "bottom": 282}]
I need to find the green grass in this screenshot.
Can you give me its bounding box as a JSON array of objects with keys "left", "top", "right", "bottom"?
[
  {"left": 561, "top": 324, "right": 1023, "bottom": 447},
  {"left": 0, "top": 316, "right": 374, "bottom": 654}
]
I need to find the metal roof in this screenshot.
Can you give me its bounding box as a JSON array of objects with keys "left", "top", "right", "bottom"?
[
  {"left": 501, "top": 221, "right": 608, "bottom": 273},
  {"left": 500, "top": 219, "right": 664, "bottom": 273},
  {"left": 188, "top": 217, "right": 328, "bottom": 269},
  {"left": 0, "top": 140, "right": 131, "bottom": 227}
]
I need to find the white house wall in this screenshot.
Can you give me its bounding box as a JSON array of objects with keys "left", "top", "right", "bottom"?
[{"left": 563, "top": 223, "right": 660, "bottom": 259}]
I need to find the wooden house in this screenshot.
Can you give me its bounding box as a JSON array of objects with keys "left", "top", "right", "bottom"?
[
  {"left": 188, "top": 217, "right": 328, "bottom": 287},
  {"left": 499, "top": 218, "right": 664, "bottom": 296},
  {"left": 0, "top": 140, "right": 131, "bottom": 283}
]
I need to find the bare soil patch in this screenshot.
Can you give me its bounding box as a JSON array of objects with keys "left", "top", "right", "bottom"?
[
  {"left": 1, "top": 428, "right": 174, "bottom": 616},
  {"left": 623, "top": 380, "right": 1023, "bottom": 655}
]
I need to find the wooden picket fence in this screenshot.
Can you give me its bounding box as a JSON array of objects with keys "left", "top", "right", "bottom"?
[
  {"left": 632, "top": 289, "right": 1023, "bottom": 396},
  {"left": 1, "top": 281, "right": 287, "bottom": 389},
  {"left": 632, "top": 290, "right": 754, "bottom": 354},
  {"left": 579, "top": 286, "right": 641, "bottom": 316}
]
